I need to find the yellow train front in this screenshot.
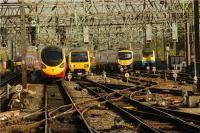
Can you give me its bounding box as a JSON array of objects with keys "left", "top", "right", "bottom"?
[
  {"left": 40, "top": 45, "right": 67, "bottom": 80},
  {"left": 68, "top": 49, "right": 90, "bottom": 76},
  {"left": 141, "top": 48, "right": 156, "bottom": 67},
  {"left": 117, "top": 50, "right": 134, "bottom": 71},
  {"left": 13, "top": 56, "right": 22, "bottom": 71}
]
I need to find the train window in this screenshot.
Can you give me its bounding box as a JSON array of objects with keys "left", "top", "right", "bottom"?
[
  {"left": 143, "top": 51, "right": 153, "bottom": 57},
  {"left": 42, "top": 50, "right": 63, "bottom": 66},
  {"left": 44, "top": 51, "right": 62, "bottom": 60},
  {"left": 71, "top": 52, "right": 88, "bottom": 62},
  {"left": 15, "top": 57, "right": 22, "bottom": 62},
  {"left": 118, "top": 52, "right": 132, "bottom": 60}
]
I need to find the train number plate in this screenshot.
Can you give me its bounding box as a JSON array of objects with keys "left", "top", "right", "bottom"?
[{"left": 77, "top": 73, "right": 82, "bottom": 76}]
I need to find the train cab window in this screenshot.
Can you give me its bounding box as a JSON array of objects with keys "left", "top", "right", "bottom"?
[
  {"left": 44, "top": 51, "right": 62, "bottom": 60},
  {"left": 42, "top": 50, "right": 63, "bottom": 66},
  {"left": 118, "top": 52, "right": 132, "bottom": 60},
  {"left": 143, "top": 51, "right": 153, "bottom": 57},
  {"left": 15, "top": 57, "right": 22, "bottom": 62},
  {"left": 71, "top": 52, "right": 88, "bottom": 62}
]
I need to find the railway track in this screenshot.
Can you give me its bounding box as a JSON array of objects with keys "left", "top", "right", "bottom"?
[
  {"left": 134, "top": 70, "right": 198, "bottom": 85},
  {"left": 0, "top": 72, "right": 22, "bottom": 112},
  {"left": 0, "top": 72, "right": 21, "bottom": 87},
  {"left": 43, "top": 82, "right": 92, "bottom": 133},
  {"left": 68, "top": 80, "right": 157, "bottom": 133},
  {"left": 0, "top": 81, "right": 92, "bottom": 133},
  {"left": 76, "top": 78, "right": 200, "bottom": 133},
  {"left": 1, "top": 73, "right": 200, "bottom": 132},
  {"left": 108, "top": 73, "right": 198, "bottom": 96},
  {"left": 106, "top": 73, "right": 200, "bottom": 122}
]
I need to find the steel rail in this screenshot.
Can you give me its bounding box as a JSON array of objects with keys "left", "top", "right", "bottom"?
[
  {"left": 137, "top": 70, "right": 198, "bottom": 85},
  {"left": 78, "top": 80, "right": 161, "bottom": 133},
  {"left": 155, "top": 107, "right": 200, "bottom": 125},
  {"left": 85, "top": 78, "right": 200, "bottom": 133},
  {"left": 110, "top": 73, "right": 200, "bottom": 96},
  {"left": 57, "top": 82, "right": 94, "bottom": 133},
  {"left": 44, "top": 82, "right": 79, "bottom": 132},
  {"left": 102, "top": 73, "right": 200, "bottom": 125},
  {"left": 0, "top": 72, "right": 21, "bottom": 87}
]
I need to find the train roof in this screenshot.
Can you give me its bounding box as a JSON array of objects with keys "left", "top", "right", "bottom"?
[
  {"left": 42, "top": 45, "right": 62, "bottom": 51},
  {"left": 69, "top": 48, "right": 89, "bottom": 52},
  {"left": 142, "top": 48, "right": 154, "bottom": 52}
]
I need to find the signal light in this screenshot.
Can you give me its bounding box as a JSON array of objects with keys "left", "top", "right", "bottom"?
[
  {"left": 70, "top": 64, "right": 75, "bottom": 68},
  {"left": 84, "top": 64, "right": 89, "bottom": 68},
  {"left": 28, "top": 26, "right": 37, "bottom": 46},
  {"left": 31, "top": 37, "right": 36, "bottom": 46},
  {"left": 60, "top": 63, "right": 65, "bottom": 68},
  {"left": 60, "top": 34, "right": 65, "bottom": 45}
]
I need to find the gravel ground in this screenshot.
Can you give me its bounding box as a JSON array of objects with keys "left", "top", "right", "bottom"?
[
  {"left": 87, "top": 75, "right": 135, "bottom": 86},
  {"left": 23, "top": 84, "right": 44, "bottom": 111},
  {"left": 136, "top": 76, "right": 195, "bottom": 92},
  {"left": 62, "top": 80, "right": 138, "bottom": 132},
  {"left": 9, "top": 84, "right": 44, "bottom": 114},
  {"left": 132, "top": 93, "right": 183, "bottom": 107}
]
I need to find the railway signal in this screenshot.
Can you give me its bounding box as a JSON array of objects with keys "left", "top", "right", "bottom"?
[
  {"left": 67, "top": 73, "right": 72, "bottom": 81},
  {"left": 152, "top": 67, "right": 156, "bottom": 74},
  {"left": 172, "top": 69, "right": 179, "bottom": 81},
  {"left": 6, "top": 84, "right": 12, "bottom": 99},
  {"left": 166, "top": 46, "right": 170, "bottom": 71},
  {"left": 182, "top": 91, "right": 188, "bottom": 106},
  {"left": 15, "top": 84, "right": 23, "bottom": 102},
  {"left": 15, "top": 84, "right": 23, "bottom": 92},
  {"left": 27, "top": 26, "right": 37, "bottom": 46},
  {"left": 120, "top": 68, "right": 124, "bottom": 73},
  {"left": 125, "top": 73, "right": 130, "bottom": 82},
  {"left": 146, "top": 66, "right": 150, "bottom": 71},
  {"left": 103, "top": 71, "right": 107, "bottom": 83},
  {"left": 194, "top": 76, "right": 198, "bottom": 84},
  {"left": 56, "top": 24, "right": 66, "bottom": 45}
]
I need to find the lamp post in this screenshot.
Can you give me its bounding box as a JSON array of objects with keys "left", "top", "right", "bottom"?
[
  {"left": 19, "top": 0, "right": 27, "bottom": 89},
  {"left": 192, "top": 55, "right": 198, "bottom": 85},
  {"left": 194, "top": 0, "right": 200, "bottom": 92},
  {"left": 166, "top": 46, "right": 170, "bottom": 71}
]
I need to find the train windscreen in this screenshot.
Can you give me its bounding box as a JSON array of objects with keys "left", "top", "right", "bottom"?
[
  {"left": 42, "top": 50, "right": 63, "bottom": 66},
  {"left": 15, "top": 57, "right": 22, "bottom": 62},
  {"left": 71, "top": 52, "right": 88, "bottom": 62},
  {"left": 118, "top": 52, "right": 132, "bottom": 60},
  {"left": 143, "top": 50, "right": 153, "bottom": 57}
]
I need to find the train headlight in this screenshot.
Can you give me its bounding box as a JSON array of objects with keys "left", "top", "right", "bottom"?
[
  {"left": 60, "top": 63, "right": 65, "bottom": 68},
  {"left": 84, "top": 64, "right": 89, "bottom": 68},
  {"left": 40, "top": 64, "right": 46, "bottom": 69},
  {"left": 71, "top": 64, "right": 75, "bottom": 68}
]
